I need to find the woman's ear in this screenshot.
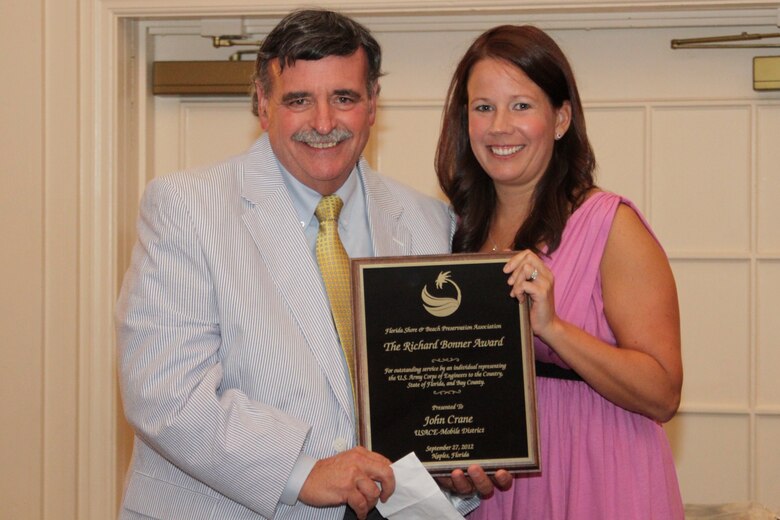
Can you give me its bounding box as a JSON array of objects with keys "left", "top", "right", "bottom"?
[{"left": 555, "top": 100, "right": 572, "bottom": 139}]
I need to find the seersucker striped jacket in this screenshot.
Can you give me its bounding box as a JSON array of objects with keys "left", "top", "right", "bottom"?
[{"left": 116, "top": 134, "right": 457, "bottom": 519}]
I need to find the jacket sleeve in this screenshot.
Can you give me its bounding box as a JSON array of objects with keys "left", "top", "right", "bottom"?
[{"left": 116, "top": 176, "right": 310, "bottom": 517}]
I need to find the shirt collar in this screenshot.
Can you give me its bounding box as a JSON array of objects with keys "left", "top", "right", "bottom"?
[{"left": 279, "top": 161, "right": 361, "bottom": 231}]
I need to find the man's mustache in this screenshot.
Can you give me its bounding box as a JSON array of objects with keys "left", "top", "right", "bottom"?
[{"left": 292, "top": 128, "right": 353, "bottom": 146}]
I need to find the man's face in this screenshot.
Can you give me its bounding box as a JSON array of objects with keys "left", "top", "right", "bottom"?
[{"left": 256, "top": 49, "right": 378, "bottom": 195}]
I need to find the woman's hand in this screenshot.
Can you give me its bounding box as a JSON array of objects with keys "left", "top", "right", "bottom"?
[
  {"left": 436, "top": 465, "right": 513, "bottom": 499},
  {"left": 498, "top": 206, "right": 682, "bottom": 423},
  {"left": 503, "top": 250, "right": 557, "bottom": 338}
]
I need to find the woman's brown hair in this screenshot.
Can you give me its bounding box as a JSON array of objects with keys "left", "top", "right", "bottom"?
[{"left": 435, "top": 25, "right": 596, "bottom": 254}]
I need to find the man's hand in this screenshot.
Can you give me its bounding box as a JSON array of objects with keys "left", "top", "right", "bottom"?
[
  {"left": 298, "top": 447, "right": 395, "bottom": 519},
  {"left": 437, "top": 465, "right": 513, "bottom": 499}
]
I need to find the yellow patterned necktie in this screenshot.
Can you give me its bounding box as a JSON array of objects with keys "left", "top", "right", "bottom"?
[{"left": 315, "top": 195, "right": 355, "bottom": 387}]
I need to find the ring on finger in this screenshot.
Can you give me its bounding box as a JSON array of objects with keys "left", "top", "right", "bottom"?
[{"left": 528, "top": 268, "right": 538, "bottom": 282}]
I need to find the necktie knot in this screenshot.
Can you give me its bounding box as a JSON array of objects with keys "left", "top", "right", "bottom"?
[{"left": 315, "top": 194, "right": 344, "bottom": 224}]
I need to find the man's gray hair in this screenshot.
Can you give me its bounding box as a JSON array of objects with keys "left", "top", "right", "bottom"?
[{"left": 251, "top": 9, "right": 383, "bottom": 116}]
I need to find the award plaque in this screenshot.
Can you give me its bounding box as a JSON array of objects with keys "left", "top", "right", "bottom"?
[{"left": 351, "top": 253, "right": 539, "bottom": 476}]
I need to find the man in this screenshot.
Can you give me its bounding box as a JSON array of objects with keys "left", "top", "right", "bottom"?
[{"left": 116, "top": 9, "right": 505, "bottom": 520}]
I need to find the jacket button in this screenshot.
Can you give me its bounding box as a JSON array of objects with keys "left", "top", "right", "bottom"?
[{"left": 332, "top": 437, "right": 347, "bottom": 453}]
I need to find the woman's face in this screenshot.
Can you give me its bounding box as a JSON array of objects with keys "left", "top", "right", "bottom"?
[{"left": 467, "top": 58, "right": 570, "bottom": 192}]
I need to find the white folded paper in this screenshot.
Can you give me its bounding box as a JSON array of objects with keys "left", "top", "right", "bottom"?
[{"left": 375, "top": 452, "right": 465, "bottom": 520}]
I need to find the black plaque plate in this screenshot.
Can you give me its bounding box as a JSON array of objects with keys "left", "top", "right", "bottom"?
[{"left": 351, "top": 253, "right": 539, "bottom": 475}]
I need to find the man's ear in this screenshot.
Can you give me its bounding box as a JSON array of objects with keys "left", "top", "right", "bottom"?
[
  {"left": 256, "top": 81, "right": 271, "bottom": 130},
  {"left": 367, "top": 82, "right": 380, "bottom": 126}
]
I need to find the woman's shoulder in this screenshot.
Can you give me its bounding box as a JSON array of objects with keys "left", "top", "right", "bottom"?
[
  {"left": 603, "top": 196, "right": 666, "bottom": 264},
  {"left": 575, "top": 189, "right": 650, "bottom": 228},
  {"left": 568, "top": 189, "right": 623, "bottom": 225},
  {"left": 579, "top": 188, "right": 623, "bottom": 207}
]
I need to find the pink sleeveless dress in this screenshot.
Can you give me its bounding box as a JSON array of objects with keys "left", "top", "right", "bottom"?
[{"left": 470, "top": 192, "right": 683, "bottom": 519}]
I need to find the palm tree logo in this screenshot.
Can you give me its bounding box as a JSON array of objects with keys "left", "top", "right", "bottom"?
[{"left": 421, "top": 271, "right": 462, "bottom": 317}]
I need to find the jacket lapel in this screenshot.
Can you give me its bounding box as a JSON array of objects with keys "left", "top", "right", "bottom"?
[
  {"left": 359, "top": 159, "right": 412, "bottom": 257},
  {"left": 239, "top": 136, "right": 355, "bottom": 420}
]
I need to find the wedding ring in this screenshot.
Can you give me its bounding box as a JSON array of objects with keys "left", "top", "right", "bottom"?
[{"left": 528, "top": 269, "right": 538, "bottom": 282}]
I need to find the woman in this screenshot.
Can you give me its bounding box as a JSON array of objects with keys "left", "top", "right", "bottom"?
[{"left": 436, "top": 25, "right": 684, "bottom": 519}]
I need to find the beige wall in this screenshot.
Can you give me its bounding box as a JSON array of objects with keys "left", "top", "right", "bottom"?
[
  {"left": 2, "top": 1, "right": 779, "bottom": 518},
  {"left": 1, "top": 1, "right": 44, "bottom": 517},
  {"left": 1, "top": 0, "right": 80, "bottom": 518}
]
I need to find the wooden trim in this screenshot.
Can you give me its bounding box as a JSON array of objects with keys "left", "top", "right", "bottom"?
[
  {"left": 153, "top": 61, "right": 255, "bottom": 95},
  {"left": 80, "top": 2, "right": 119, "bottom": 518}
]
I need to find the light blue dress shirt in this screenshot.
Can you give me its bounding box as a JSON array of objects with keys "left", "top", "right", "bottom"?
[
  {"left": 278, "top": 163, "right": 373, "bottom": 505},
  {"left": 282, "top": 164, "right": 374, "bottom": 260}
]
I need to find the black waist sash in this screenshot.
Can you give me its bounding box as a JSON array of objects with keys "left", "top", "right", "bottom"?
[{"left": 535, "top": 361, "right": 583, "bottom": 381}]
